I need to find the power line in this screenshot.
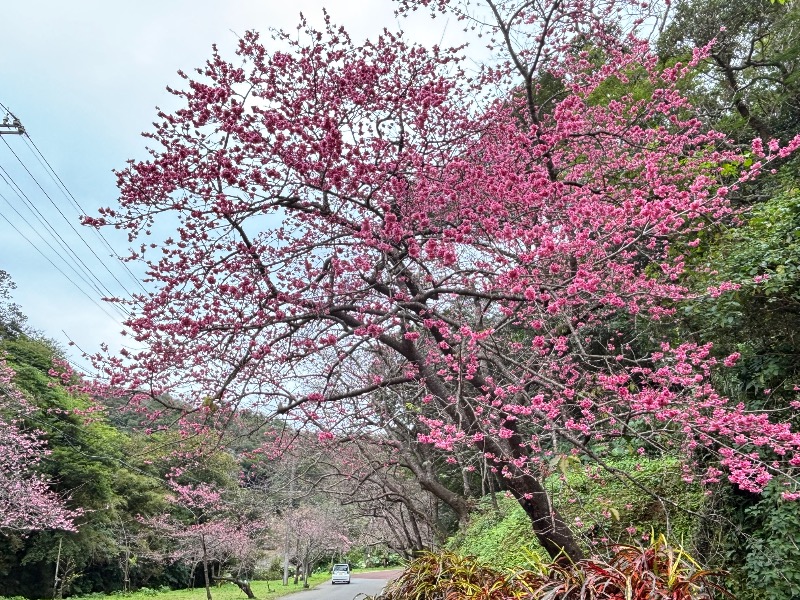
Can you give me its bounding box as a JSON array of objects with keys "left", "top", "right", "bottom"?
[
  {"left": 21, "top": 133, "right": 149, "bottom": 296},
  {"left": 0, "top": 173, "right": 116, "bottom": 304},
  {"left": 1, "top": 136, "right": 136, "bottom": 304},
  {"left": 0, "top": 103, "right": 154, "bottom": 365},
  {"left": 13, "top": 134, "right": 139, "bottom": 297},
  {"left": 1, "top": 103, "right": 148, "bottom": 318},
  {"left": 0, "top": 167, "right": 129, "bottom": 320},
  {"left": 0, "top": 204, "right": 124, "bottom": 324}
]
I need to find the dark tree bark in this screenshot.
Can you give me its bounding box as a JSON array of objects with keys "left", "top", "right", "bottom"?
[
  {"left": 201, "top": 535, "right": 212, "bottom": 600},
  {"left": 508, "top": 474, "right": 584, "bottom": 563},
  {"left": 212, "top": 577, "right": 256, "bottom": 599}
]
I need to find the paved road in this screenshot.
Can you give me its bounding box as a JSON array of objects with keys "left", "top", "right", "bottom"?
[{"left": 282, "top": 570, "right": 401, "bottom": 600}]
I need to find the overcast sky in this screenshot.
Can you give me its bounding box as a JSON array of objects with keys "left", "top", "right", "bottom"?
[{"left": 0, "top": 1, "right": 462, "bottom": 373}]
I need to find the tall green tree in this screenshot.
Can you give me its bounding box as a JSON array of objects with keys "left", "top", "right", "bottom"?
[{"left": 659, "top": 0, "right": 800, "bottom": 142}]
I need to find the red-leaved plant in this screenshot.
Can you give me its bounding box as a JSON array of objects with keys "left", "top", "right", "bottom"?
[{"left": 374, "top": 537, "right": 731, "bottom": 599}]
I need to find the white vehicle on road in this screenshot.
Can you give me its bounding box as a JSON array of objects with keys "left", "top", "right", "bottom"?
[{"left": 331, "top": 563, "right": 351, "bottom": 584}]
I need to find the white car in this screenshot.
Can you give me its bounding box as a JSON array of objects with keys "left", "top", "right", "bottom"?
[{"left": 331, "top": 563, "right": 351, "bottom": 584}]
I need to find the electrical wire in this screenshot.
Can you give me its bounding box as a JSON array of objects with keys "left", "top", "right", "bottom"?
[
  {"left": 0, "top": 165, "right": 123, "bottom": 308},
  {"left": 20, "top": 133, "right": 149, "bottom": 296},
  {"left": 0, "top": 173, "right": 101, "bottom": 293},
  {"left": 0, "top": 101, "right": 154, "bottom": 349},
  {"left": 0, "top": 201, "right": 125, "bottom": 324},
  {"left": 1, "top": 136, "right": 135, "bottom": 305},
  {"left": 2, "top": 99, "right": 146, "bottom": 297}
]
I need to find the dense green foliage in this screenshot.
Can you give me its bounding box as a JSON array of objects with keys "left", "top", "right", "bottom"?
[
  {"left": 655, "top": 2, "right": 800, "bottom": 596},
  {"left": 659, "top": 0, "right": 800, "bottom": 142},
  {"left": 449, "top": 457, "right": 704, "bottom": 567},
  {"left": 685, "top": 188, "right": 800, "bottom": 407},
  {"left": 0, "top": 333, "right": 176, "bottom": 598},
  {"left": 741, "top": 483, "right": 800, "bottom": 599}
]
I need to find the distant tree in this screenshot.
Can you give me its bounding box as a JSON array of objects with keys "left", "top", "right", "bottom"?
[
  {"left": 0, "top": 357, "right": 81, "bottom": 533},
  {"left": 659, "top": 0, "right": 800, "bottom": 141},
  {"left": 139, "top": 480, "right": 259, "bottom": 600},
  {"left": 0, "top": 270, "right": 27, "bottom": 338},
  {"left": 325, "top": 434, "right": 462, "bottom": 554},
  {"left": 289, "top": 504, "right": 351, "bottom": 587}
]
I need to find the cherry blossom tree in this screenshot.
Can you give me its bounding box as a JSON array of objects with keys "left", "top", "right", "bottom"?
[
  {"left": 87, "top": 0, "right": 800, "bottom": 562},
  {"left": 287, "top": 504, "right": 351, "bottom": 587},
  {"left": 318, "top": 433, "right": 460, "bottom": 553},
  {"left": 139, "top": 480, "right": 259, "bottom": 600},
  {"left": 0, "top": 357, "right": 82, "bottom": 533}
]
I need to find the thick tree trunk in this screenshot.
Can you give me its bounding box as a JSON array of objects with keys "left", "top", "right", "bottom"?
[
  {"left": 508, "top": 474, "right": 584, "bottom": 564},
  {"left": 477, "top": 428, "right": 584, "bottom": 563},
  {"left": 391, "top": 314, "right": 585, "bottom": 564},
  {"left": 212, "top": 576, "right": 256, "bottom": 599},
  {"left": 201, "top": 535, "right": 213, "bottom": 600}
]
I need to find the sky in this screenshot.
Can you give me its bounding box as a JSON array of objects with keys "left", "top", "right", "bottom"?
[{"left": 0, "top": 1, "right": 461, "bottom": 374}]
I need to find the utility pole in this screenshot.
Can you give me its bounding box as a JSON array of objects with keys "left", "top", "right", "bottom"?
[
  {"left": 52, "top": 537, "right": 62, "bottom": 600},
  {"left": 0, "top": 113, "right": 24, "bottom": 135},
  {"left": 282, "top": 460, "right": 296, "bottom": 586}
]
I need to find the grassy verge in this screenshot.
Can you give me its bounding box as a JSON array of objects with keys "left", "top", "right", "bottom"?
[
  {"left": 79, "top": 574, "right": 330, "bottom": 600},
  {"left": 60, "top": 567, "right": 403, "bottom": 600}
]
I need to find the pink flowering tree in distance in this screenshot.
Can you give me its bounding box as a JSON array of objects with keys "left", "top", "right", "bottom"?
[
  {"left": 0, "top": 357, "right": 82, "bottom": 533},
  {"left": 86, "top": 0, "right": 800, "bottom": 562},
  {"left": 139, "top": 479, "right": 259, "bottom": 600},
  {"left": 289, "top": 504, "right": 352, "bottom": 587}
]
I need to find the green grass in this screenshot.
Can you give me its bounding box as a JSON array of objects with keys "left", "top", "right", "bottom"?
[
  {"left": 52, "top": 567, "right": 402, "bottom": 600},
  {"left": 75, "top": 574, "right": 331, "bottom": 600}
]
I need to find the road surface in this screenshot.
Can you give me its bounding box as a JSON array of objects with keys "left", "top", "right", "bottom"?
[{"left": 283, "top": 570, "right": 401, "bottom": 600}]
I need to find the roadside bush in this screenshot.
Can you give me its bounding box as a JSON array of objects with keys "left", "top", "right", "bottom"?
[
  {"left": 450, "top": 496, "right": 541, "bottom": 568},
  {"left": 742, "top": 482, "right": 800, "bottom": 599},
  {"left": 257, "top": 556, "right": 283, "bottom": 580},
  {"left": 372, "top": 541, "right": 729, "bottom": 600}
]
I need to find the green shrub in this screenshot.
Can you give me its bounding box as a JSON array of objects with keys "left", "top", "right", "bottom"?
[
  {"left": 450, "top": 456, "right": 705, "bottom": 566},
  {"left": 448, "top": 495, "right": 544, "bottom": 568},
  {"left": 742, "top": 482, "right": 800, "bottom": 600},
  {"left": 550, "top": 456, "right": 705, "bottom": 551}
]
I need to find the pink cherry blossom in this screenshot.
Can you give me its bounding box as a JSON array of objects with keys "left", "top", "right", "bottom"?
[{"left": 0, "top": 358, "right": 82, "bottom": 532}]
